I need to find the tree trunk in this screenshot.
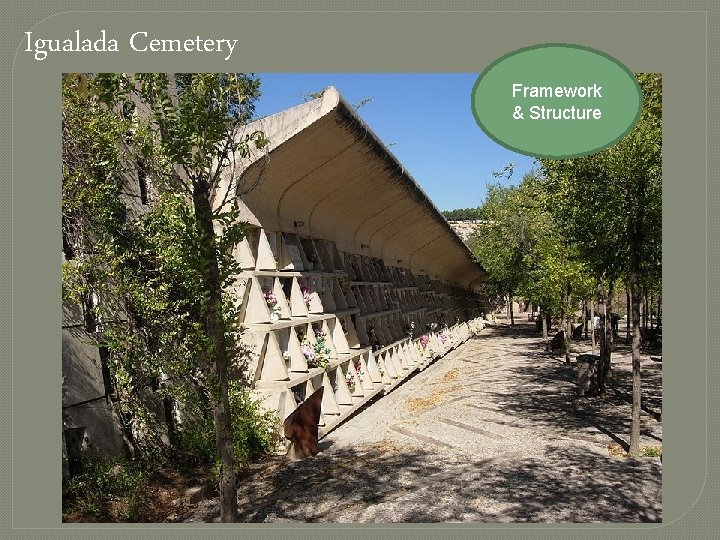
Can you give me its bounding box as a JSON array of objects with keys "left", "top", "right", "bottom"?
[
  {"left": 545, "top": 310, "right": 551, "bottom": 339},
  {"left": 650, "top": 294, "right": 654, "bottom": 330},
  {"left": 590, "top": 298, "right": 596, "bottom": 355},
  {"left": 193, "top": 182, "right": 237, "bottom": 522},
  {"left": 627, "top": 193, "right": 646, "bottom": 457},
  {"left": 626, "top": 289, "right": 631, "bottom": 344},
  {"left": 583, "top": 300, "right": 588, "bottom": 340},
  {"left": 597, "top": 281, "right": 613, "bottom": 390},
  {"left": 564, "top": 285, "right": 571, "bottom": 364},
  {"left": 509, "top": 293, "right": 515, "bottom": 326},
  {"left": 630, "top": 289, "right": 645, "bottom": 332},
  {"left": 564, "top": 322, "right": 571, "bottom": 364},
  {"left": 542, "top": 309, "right": 548, "bottom": 339},
  {"left": 600, "top": 291, "right": 607, "bottom": 389},
  {"left": 629, "top": 259, "right": 643, "bottom": 456},
  {"left": 212, "top": 367, "right": 236, "bottom": 523},
  {"left": 604, "top": 281, "right": 614, "bottom": 382}
]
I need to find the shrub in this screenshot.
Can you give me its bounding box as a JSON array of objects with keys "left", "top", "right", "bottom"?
[
  {"left": 173, "top": 381, "right": 278, "bottom": 469},
  {"left": 229, "top": 382, "right": 279, "bottom": 464},
  {"left": 175, "top": 416, "right": 217, "bottom": 466},
  {"left": 63, "top": 456, "right": 150, "bottom": 522}
]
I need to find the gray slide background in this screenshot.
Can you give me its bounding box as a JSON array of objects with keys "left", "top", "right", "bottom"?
[{"left": 1, "top": 1, "right": 717, "bottom": 537}]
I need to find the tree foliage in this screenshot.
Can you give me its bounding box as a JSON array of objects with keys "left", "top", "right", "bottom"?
[
  {"left": 538, "top": 74, "right": 662, "bottom": 454},
  {"left": 62, "top": 73, "right": 274, "bottom": 521},
  {"left": 441, "top": 207, "right": 482, "bottom": 221},
  {"left": 469, "top": 182, "right": 531, "bottom": 307},
  {"left": 538, "top": 75, "right": 661, "bottom": 286},
  {"left": 515, "top": 175, "right": 594, "bottom": 320},
  {"left": 470, "top": 76, "right": 661, "bottom": 445}
]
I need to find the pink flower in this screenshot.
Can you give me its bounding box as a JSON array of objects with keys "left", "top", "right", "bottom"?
[
  {"left": 301, "top": 341, "right": 315, "bottom": 361},
  {"left": 301, "top": 286, "right": 312, "bottom": 308},
  {"left": 263, "top": 288, "right": 278, "bottom": 307}
]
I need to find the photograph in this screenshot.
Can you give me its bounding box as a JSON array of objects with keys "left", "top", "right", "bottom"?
[{"left": 61, "top": 72, "right": 661, "bottom": 523}]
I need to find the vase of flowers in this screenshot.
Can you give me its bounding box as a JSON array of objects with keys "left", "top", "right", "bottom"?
[
  {"left": 347, "top": 359, "right": 364, "bottom": 393},
  {"left": 263, "top": 288, "right": 282, "bottom": 321},
  {"left": 310, "top": 331, "right": 331, "bottom": 368},
  {"left": 300, "top": 339, "right": 315, "bottom": 365},
  {"left": 344, "top": 371, "right": 356, "bottom": 394},
  {"left": 301, "top": 286, "right": 312, "bottom": 309}
]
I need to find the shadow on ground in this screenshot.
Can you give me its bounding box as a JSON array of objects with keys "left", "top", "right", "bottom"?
[
  {"left": 398, "top": 444, "right": 661, "bottom": 523},
  {"left": 210, "top": 441, "right": 661, "bottom": 523},
  {"left": 182, "top": 321, "right": 661, "bottom": 523},
  {"left": 478, "top": 322, "right": 662, "bottom": 451}
]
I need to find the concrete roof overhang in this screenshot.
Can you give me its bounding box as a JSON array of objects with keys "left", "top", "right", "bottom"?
[{"left": 226, "top": 87, "right": 486, "bottom": 292}]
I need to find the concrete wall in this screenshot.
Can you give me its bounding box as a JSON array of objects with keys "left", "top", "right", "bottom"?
[
  {"left": 61, "top": 83, "right": 489, "bottom": 463},
  {"left": 219, "top": 88, "right": 489, "bottom": 437},
  {"left": 221, "top": 87, "right": 486, "bottom": 291},
  {"left": 62, "top": 303, "right": 127, "bottom": 478}
]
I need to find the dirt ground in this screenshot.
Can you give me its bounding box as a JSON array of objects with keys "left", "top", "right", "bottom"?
[{"left": 172, "top": 320, "right": 662, "bottom": 523}]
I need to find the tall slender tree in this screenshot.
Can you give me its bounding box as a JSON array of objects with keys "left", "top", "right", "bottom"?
[
  {"left": 604, "top": 74, "right": 662, "bottom": 455},
  {"left": 63, "top": 73, "right": 268, "bottom": 521},
  {"left": 540, "top": 74, "right": 662, "bottom": 455},
  {"left": 469, "top": 182, "right": 533, "bottom": 324}
]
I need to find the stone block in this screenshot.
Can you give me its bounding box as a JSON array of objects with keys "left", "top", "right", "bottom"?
[{"left": 577, "top": 354, "right": 601, "bottom": 396}]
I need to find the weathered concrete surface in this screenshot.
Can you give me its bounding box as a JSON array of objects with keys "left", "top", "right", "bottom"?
[
  {"left": 62, "top": 303, "right": 127, "bottom": 464},
  {"left": 222, "top": 87, "right": 485, "bottom": 290},
  {"left": 179, "top": 322, "right": 662, "bottom": 523}
]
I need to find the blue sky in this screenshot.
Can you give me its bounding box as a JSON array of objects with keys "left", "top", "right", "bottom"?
[{"left": 253, "top": 73, "right": 538, "bottom": 211}]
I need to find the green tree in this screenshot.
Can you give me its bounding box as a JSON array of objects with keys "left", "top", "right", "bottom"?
[
  {"left": 604, "top": 73, "right": 661, "bottom": 455},
  {"left": 541, "top": 149, "right": 626, "bottom": 379},
  {"left": 515, "top": 175, "right": 595, "bottom": 361},
  {"left": 442, "top": 207, "right": 482, "bottom": 221},
  {"left": 540, "top": 74, "right": 662, "bottom": 455},
  {"left": 62, "top": 73, "right": 269, "bottom": 521},
  {"left": 472, "top": 173, "right": 593, "bottom": 359},
  {"left": 469, "top": 180, "right": 537, "bottom": 325}
]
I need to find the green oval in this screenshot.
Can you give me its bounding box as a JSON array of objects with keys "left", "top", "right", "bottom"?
[{"left": 471, "top": 43, "right": 643, "bottom": 159}]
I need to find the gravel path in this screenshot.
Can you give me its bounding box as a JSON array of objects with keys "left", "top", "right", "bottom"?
[{"left": 180, "top": 321, "right": 662, "bottom": 523}]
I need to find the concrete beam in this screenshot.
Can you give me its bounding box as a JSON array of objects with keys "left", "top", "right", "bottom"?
[{"left": 222, "top": 86, "right": 485, "bottom": 290}]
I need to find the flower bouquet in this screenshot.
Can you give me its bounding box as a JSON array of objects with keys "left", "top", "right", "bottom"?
[
  {"left": 301, "top": 330, "right": 331, "bottom": 369},
  {"left": 300, "top": 339, "right": 316, "bottom": 365},
  {"left": 300, "top": 286, "right": 312, "bottom": 309},
  {"left": 344, "top": 371, "right": 356, "bottom": 394},
  {"left": 263, "top": 288, "right": 282, "bottom": 320},
  {"left": 349, "top": 358, "right": 364, "bottom": 393},
  {"left": 312, "top": 331, "right": 332, "bottom": 368}
]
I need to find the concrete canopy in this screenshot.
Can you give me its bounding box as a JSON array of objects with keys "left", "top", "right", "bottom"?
[{"left": 226, "top": 87, "right": 486, "bottom": 292}]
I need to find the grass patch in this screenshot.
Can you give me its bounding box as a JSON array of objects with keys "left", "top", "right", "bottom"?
[
  {"left": 607, "top": 443, "right": 663, "bottom": 459},
  {"left": 406, "top": 384, "right": 461, "bottom": 412},
  {"left": 641, "top": 445, "right": 663, "bottom": 458},
  {"left": 407, "top": 395, "right": 443, "bottom": 411},
  {"left": 607, "top": 443, "right": 626, "bottom": 457}
]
